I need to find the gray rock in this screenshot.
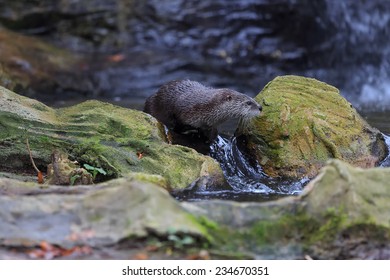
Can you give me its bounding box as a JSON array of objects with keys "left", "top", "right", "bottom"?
[
  {"left": 0, "top": 177, "right": 207, "bottom": 247},
  {"left": 183, "top": 159, "right": 390, "bottom": 259}
]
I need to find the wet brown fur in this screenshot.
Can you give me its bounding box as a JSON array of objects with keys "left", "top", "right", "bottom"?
[{"left": 144, "top": 80, "right": 262, "bottom": 134}]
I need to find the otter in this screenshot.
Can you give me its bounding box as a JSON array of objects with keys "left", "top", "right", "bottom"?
[{"left": 144, "top": 80, "right": 262, "bottom": 138}]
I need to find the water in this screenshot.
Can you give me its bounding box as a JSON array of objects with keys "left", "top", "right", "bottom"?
[
  {"left": 380, "top": 134, "right": 390, "bottom": 168},
  {"left": 174, "top": 110, "right": 390, "bottom": 202},
  {"left": 362, "top": 110, "right": 390, "bottom": 167},
  {"left": 3, "top": 0, "right": 390, "bottom": 111},
  {"left": 209, "top": 136, "right": 307, "bottom": 194}
]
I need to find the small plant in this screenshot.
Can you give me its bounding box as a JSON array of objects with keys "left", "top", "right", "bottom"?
[
  {"left": 70, "top": 174, "right": 81, "bottom": 186},
  {"left": 168, "top": 234, "right": 196, "bottom": 249},
  {"left": 167, "top": 228, "right": 196, "bottom": 249},
  {"left": 83, "top": 164, "right": 107, "bottom": 180}
]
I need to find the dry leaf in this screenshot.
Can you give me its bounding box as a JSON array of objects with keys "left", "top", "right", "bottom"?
[
  {"left": 133, "top": 252, "right": 149, "bottom": 260},
  {"left": 37, "top": 171, "right": 44, "bottom": 184},
  {"left": 136, "top": 151, "right": 143, "bottom": 159}
]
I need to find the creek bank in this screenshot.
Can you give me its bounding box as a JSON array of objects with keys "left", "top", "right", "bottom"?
[{"left": 0, "top": 160, "right": 389, "bottom": 259}]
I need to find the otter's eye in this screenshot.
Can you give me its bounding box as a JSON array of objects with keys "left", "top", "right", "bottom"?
[
  {"left": 246, "top": 101, "right": 252, "bottom": 106},
  {"left": 227, "top": 95, "right": 232, "bottom": 101}
]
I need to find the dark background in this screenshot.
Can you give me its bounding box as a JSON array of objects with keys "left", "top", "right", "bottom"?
[{"left": 0, "top": 0, "right": 389, "bottom": 110}]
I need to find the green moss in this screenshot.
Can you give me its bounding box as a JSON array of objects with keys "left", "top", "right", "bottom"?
[
  {"left": 123, "top": 138, "right": 156, "bottom": 156},
  {"left": 195, "top": 208, "right": 352, "bottom": 257},
  {"left": 308, "top": 208, "right": 347, "bottom": 244},
  {"left": 196, "top": 215, "right": 220, "bottom": 231},
  {"left": 341, "top": 223, "right": 390, "bottom": 242},
  {"left": 31, "top": 103, "right": 50, "bottom": 112},
  {"left": 125, "top": 172, "right": 170, "bottom": 190},
  {"left": 97, "top": 118, "right": 132, "bottom": 138},
  {"left": 244, "top": 75, "right": 387, "bottom": 178},
  {"left": 198, "top": 200, "right": 390, "bottom": 258},
  {"left": 248, "top": 212, "right": 318, "bottom": 244},
  {"left": 1, "top": 87, "right": 226, "bottom": 189},
  {"left": 69, "top": 139, "right": 120, "bottom": 178}
]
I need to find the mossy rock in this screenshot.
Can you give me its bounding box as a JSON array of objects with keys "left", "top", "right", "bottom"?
[
  {"left": 185, "top": 159, "right": 390, "bottom": 259},
  {"left": 241, "top": 75, "right": 387, "bottom": 179},
  {"left": 302, "top": 160, "right": 390, "bottom": 227},
  {"left": 0, "top": 86, "right": 226, "bottom": 189},
  {"left": 0, "top": 27, "right": 87, "bottom": 96}
]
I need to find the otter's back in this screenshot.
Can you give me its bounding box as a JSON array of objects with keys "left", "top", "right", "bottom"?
[{"left": 144, "top": 80, "right": 187, "bottom": 128}]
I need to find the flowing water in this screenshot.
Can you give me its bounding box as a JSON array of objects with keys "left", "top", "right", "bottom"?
[{"left": 174, "top": 111, "right": 390, "bottom": 202}]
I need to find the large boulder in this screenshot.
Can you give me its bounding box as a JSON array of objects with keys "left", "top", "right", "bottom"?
[
  {"left": 240, "top": 75, "right": 387, "bottom": 179},
  {"left": 0, "top": 86, "right": 226, "bottom": 189}
]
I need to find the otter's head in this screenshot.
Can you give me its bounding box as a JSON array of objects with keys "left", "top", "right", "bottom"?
[{"left": 210, "top": 89, "right": 262, "bottom": 125}]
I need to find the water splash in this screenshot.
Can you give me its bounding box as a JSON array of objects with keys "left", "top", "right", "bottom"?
[
  {"left": 174, "top": 136, "right": 308, "bottom": 202},
  {"left": 380, "top": 133, "right": 390, "bottom": 167},
  {"left": 210, "top": 136, "right": 308, "bottom": 194},
  {"left": 176, "top": 132, "right": 390, "bottom": 202}
]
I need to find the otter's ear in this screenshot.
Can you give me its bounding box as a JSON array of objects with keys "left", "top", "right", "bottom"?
[{"left": 226, "top": 95, "right": 232, "bottom": 101}]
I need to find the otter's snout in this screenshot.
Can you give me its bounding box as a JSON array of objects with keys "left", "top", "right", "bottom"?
[
  {"left": 247, "top": 101, "right": 262, "bottom": 118},
  {"left": 252, "top": 101, "right": 262, "bottom": 114}
]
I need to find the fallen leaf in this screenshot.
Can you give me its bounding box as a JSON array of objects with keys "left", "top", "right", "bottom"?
[
  {"left": 186, "top": 250, "right": 210, "bottom": 260},
  {"left": 39, "top": 241, "right": 54, "bottom": 252},
  {"left": 133, "top": 252, "right": 149, "bottom": 260},
  {"left": 145, "top": 245, "right": 160, "bottom": 252},
  {"left": 136, "top": 151, "right": 144, "bottom": 159},
  {"left": 37, "top": 171, "right": 44, "bottom": 184},
  {"left": 26, "top": 242, "right": 93, "bottom": 259}
]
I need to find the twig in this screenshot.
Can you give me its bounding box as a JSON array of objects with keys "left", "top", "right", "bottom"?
[
  {"left": 26, "top": 138, "right": 40, "bottom": 173},
  {"left": 26, "top": 138, "right": 44, "bottom": 184}
]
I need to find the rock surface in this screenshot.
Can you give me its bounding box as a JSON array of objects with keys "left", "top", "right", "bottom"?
[
  {"left": 240, "top": 75, "right": 387, "bottom": 179},
  {"left": 0, "top": 177, "right": 208, "bottom": 247},
  {"left": 184, "top": 159, "right": 390, "bottom": 259},
  {"left": 0, "top": 27, "right": 91, "bottom": 101},
  {"left": 1, "top": 160, "right": 389, "bottom": 259},
  {"left": 0, "top": 86, "right": 226, "bottom": 189}
]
